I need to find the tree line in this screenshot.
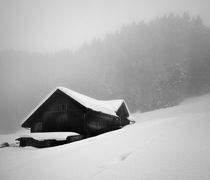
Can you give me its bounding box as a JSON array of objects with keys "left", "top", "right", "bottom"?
[{"left": 72, "top": 13, "right": 210, "bottom": 111}]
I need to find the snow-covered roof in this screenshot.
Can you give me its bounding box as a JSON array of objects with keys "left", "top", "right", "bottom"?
[
  {"left": 59, "top": 87, "right": 123, "bottom": 116},
  {"left": 21, "top": 87, "right": 130, "bottom": 126},
  {"left": 18, "top": 132, "right": 79, "bottom": 141}
]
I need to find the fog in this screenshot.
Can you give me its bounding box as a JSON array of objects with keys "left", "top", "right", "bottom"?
[
  {"left": 0, "top": 0, "right": 210, "bottom": 134},
  {"left": 0, "top": 0, "right": 210, "bottom": 52}
]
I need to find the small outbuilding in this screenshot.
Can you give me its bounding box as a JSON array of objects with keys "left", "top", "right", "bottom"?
[{"left": 18, "top": 87, "right": 132, "bottom": 147}]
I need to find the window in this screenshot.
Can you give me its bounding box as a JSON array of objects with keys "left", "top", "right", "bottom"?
[{"left": 58, "top": 104, "right": 67, "bottom": 112}]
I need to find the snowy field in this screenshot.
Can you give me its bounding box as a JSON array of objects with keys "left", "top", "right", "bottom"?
[{"left": 0, "top": 94, "right": 210, "bottom": 180}]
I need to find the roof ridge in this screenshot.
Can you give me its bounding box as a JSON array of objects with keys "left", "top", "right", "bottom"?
[{"left": 21, "top": 87, "right": 130, "bottom": 127}]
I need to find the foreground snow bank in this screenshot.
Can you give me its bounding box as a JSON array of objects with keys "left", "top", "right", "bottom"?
[
  {"left": 18, "top": 132, "right": 79, "bottom": 141},
  {"left": 1, "top": 94, "right": 210, "bottom": 180}
]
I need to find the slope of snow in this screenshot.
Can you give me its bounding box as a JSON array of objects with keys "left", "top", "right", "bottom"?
[{"left": 1, "top": 94, "right": 210, "bottom": 180}]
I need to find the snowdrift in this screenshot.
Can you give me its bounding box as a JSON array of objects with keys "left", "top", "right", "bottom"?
[{"left": 0, "top": 94, "right": 210, "bottom": 180}]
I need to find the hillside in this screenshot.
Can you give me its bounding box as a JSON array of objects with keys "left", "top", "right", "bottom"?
[{"left": 0, "top": 94, "right": 210, "bottom": 180}]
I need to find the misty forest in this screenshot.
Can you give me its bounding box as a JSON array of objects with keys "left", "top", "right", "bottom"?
[{"left": 1, "top": 13, "right": 210, "bottom": 133}]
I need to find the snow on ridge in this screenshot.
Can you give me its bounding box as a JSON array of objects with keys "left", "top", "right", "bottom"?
[
  {"left": 21, "top": 87, "right": 131, "bottom": 127},
  {"left": 58, "top": 86, "right": 120, "bottom": 116}
]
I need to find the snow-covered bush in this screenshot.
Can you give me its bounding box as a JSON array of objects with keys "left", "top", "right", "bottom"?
[{"left": 0, "top": 142, "right": 9, "bottom": 148}]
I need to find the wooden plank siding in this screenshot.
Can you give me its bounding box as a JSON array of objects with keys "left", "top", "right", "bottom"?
[
  {"left": 29, "top": 89, "right": 128, "bottom": 137},
  {"left": 30, "top": 90, "right": 86, "bottom": 134}
]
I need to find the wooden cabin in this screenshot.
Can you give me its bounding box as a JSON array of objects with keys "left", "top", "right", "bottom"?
[{"left": 18, "top": 87, "right": 132, "bottom": 147}]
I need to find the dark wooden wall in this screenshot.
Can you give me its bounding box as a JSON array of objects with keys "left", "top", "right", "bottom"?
[
  {"left": 85, "top": 111, "right": 121, "bottom": 136},
  {"left": 116, "top": 102, "right": 130, "bottom": 126},
  {"left": 31, "top": 90, "right": 86, "bottom": 134},
  {"left": 29, "top": 90, "right": 129, "bottom": 136}
]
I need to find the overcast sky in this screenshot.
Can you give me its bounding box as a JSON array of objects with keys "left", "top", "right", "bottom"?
[{"left": 0, "top": 0, "right": 210, "bottom": 52}]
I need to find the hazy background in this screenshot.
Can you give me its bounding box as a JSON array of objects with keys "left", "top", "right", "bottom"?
[
  {"left": 0, "top": 0, "right": 210, "bottom": 133},
  {"left": 1, "top": 0, "right": 210, "bottom": 52}
]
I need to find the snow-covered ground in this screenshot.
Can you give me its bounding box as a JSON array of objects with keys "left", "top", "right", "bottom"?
[{"left": 1, "top": 94, "right": 210, "bottom": 180}]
